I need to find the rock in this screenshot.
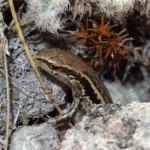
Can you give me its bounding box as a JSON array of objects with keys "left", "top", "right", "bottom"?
[
  {"left": 105, "top": 81, "right": 140, "bottom": 104},
  {"left": 10, "top": 123, "right": 60, "bottom": 150},
  {"left": 61, "top": 102, "right": 150, "bottom": 150}
]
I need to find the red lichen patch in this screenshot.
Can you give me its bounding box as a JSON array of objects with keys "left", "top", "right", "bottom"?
[{"left": 73, "top": 16, "right": 132, "bottom": 69}]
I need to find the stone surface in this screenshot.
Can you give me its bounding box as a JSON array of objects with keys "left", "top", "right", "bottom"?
[
  {"left": 105, "top": 81, "right": 140, "bottom": 104},
  {"left": 61, "top": 102, "right": 150, "bottom": 150},
  {"left": 106, "top": 80, "right": 150, "bottom": 104},
  {"left": 10, "top": 123, "right": 60, "bottom": 150}
]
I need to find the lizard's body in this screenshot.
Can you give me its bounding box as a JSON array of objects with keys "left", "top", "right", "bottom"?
[{"left": 35, "top": 48, "right": 112, "bottom": 123}]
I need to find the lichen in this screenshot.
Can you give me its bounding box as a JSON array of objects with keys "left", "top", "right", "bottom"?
[{"left": 24, "top": 0, "right": 70, "bottom": 33}]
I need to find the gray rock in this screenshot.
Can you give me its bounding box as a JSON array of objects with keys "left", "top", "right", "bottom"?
[
  {"left": 10, "top": 123, "right": 60, "bottom": 150},
  {"left": 105, "top": 81, "right": 140, "bottom": 104},
  {"left": 105, "top": 81, "right": 149, "bottom": 104},
  {"left": 61, "top": 102, "right": 150, "bottom": 150}
]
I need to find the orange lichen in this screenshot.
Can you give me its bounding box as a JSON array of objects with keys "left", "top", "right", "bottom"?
[
  {"left": 88, "top": 16, "right": 117, "bottom": 37},
  {"left": 73, "top": 16, "right": 131, "bottom": 69},
  {"left": 73, "top": 22, "right": 89, "bottom": 43}
]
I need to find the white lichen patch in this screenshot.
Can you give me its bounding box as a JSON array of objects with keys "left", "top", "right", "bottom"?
[
  {"left": 25, "top": 0, "right": 70, "bottom": 33},
  {"left": 73, "top": 0, "right": 92, "bottom": 18},
  {"left": 96, "top": 0, "right": 135, "bottom": 19},
  {"left": 23, "top": 0, "right": 150, "bottom": 32}
]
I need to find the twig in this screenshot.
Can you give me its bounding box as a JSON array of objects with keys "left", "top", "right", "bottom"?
[
  {"left": 8, "top": 0, "right": 62, "bottom": 114},
  {"left": 3, "top": 41, "right": 11, "bottom": 150},
  {"left": 8, "top": 0, "right": 73, "bottom": 127},
  {"left": 0, "top": 11, "right": 11, "bottom": 150}
]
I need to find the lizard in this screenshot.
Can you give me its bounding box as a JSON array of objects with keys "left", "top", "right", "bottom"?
[{"left": 35, "top": 48, "right": 113, "bottom": 124}]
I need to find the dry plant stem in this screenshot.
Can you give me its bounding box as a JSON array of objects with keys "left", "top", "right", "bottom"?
[
  {"left": 0, "top": 11, "right": 11, "bottom": 150},
  {"left": 4, "top": 44, "right": 10, "bottom": 150},
  {"left": 8, "top": 0, "right": 73, "bottom": 128}
]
